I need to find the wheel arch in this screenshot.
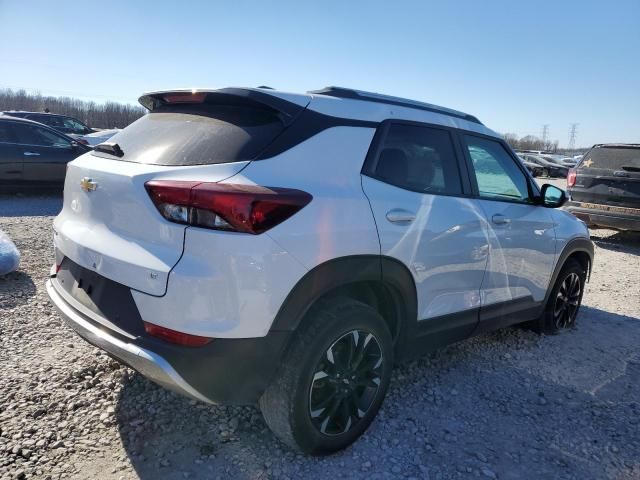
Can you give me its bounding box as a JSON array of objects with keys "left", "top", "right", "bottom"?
[
  {"left": 269, "top": 255, "right": 418, "bottom": 359},
  {"left": 543, "top": 237, "right": 594, "bottom": 308}
]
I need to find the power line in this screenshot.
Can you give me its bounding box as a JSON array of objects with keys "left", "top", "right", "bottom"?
[
  {"left": 541, "top": 124, "right": 549, "bottom": 144},
  {"left": 568, "top": 123, "right": 579, "bottom": 149}
]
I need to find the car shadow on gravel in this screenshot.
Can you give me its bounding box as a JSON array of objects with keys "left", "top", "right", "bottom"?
[
  {"left": 590, "top": 230, "right": 640, "bottom": 257},
  {"left": 114, "top": 373, "right": 278, "bottom": 480},
  {"left": 0, "top": 270, "right": 36, "bottom": 309},
  {"left": 112, "top": 305, "right": 640, "bottom": 480},
  {"left": 0, "top": 192, "right": 63, "bottom": 217}
]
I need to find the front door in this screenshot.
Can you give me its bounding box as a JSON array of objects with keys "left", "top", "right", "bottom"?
[
  {"left": 12, "top": 123, "right": 77, "bottom": 183},
  {"left": 0, "top": 122, "right": 22, "bottom": 183},
  {"left": 460, "top": 134, "right": 556, "bottom": 326},
  {"left": 362, "top": 122, "right": 490, "bottom": 347}
]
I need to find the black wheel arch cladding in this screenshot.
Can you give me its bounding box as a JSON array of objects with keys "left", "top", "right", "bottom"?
[
  {"left": 543, "top": 237, "right": 593, "bottom": 307},
  {"left": 269, "top": 255, "right": 417, "bottom": 356}
]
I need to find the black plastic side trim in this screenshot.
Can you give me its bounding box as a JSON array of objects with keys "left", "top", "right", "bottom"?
[
  {"left": 409, "top": 308, "right": 479, "bottom": 357},
  {"left": 256, "top": 108, "right": 378, "bottom": 160},
  {"left": 474, "top": 296, "right": 540, "bottom": 334}
]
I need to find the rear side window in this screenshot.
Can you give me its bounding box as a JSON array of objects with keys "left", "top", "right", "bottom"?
[
  {"left": 96, "top": 104, "right": 288, "bottom": 166},
  {"left": 580, "top": 147, "right": 640, "bottom": 171},
  {"left": 28, "top": 114, "right": 58, "bottom": 127},
  {"left": 365, "top": 123, "right": 463, "bottom": 195},
  {"left": 0, "top": 123, "right": 15, "bottom": 143},
  {"left": 12, "top": 124, "right": 71, "bottom": 147}
]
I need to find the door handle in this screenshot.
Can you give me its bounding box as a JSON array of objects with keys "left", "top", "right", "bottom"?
[
  {"left": 491, "top": 214, "right": 511, "bottom": 225},
  {"left": 386, "top": 209, "right": 416, "bottom": 224},
  {"left": 23, "top": 152, "right": 41, "bottom": 156}
]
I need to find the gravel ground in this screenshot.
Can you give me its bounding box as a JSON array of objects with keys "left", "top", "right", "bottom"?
[{"left": 1, "top": 182, "right": 639, "bottom": 480}]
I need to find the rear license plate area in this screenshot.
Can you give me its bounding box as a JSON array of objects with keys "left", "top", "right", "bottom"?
[{"left": 55, "top": 257, "right": 145, "bottom": 336}]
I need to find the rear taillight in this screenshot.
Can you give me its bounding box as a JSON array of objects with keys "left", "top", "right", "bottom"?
[
  {"left": 567, "top": 169, "right": 577, "bottom": 188},
  {"left": 145, "top": 180, "right": 312, "bottom": 234},
  {"left": 143, "top": 321, "right": 212, "bottom": 347}
]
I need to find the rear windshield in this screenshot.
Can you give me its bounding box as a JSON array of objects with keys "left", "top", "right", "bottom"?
[
  {"left": 92, "top": 104, "right": 287, "bottom": 166},
  {"left": 579, "top": 147, "right": 640, "bottom": 171}
]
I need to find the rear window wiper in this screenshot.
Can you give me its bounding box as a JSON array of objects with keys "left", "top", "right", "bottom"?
[{"left": 94, "top": 142, "right": 124, "bottom": 158}]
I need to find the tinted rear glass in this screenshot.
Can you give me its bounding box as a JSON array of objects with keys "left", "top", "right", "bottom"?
[
  {"left": 579, "top": 147, "right": 640, "bottom": 171},
  {"left": 93, "top": 104, "right": 287, "bottom": 166}
]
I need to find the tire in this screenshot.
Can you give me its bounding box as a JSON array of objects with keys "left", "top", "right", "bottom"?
[
  {"left": 536, "top": 259, "right": 586, "bottom": 334},
  {"left": 542, "top": 168, "right": 549, "bottom": 178},
  {"left": 259, "top": 297, "right": 393, "bottom": 454}
]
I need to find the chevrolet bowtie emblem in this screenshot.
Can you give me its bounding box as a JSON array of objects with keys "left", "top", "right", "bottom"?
[{"left": 80, "top": 177, "right": 97, "bottom": 192}]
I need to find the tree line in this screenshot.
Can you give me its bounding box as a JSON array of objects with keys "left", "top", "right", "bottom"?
[
  {"left": 0, "top": 89, "right": 146, "bottom": 129},
  {"left": 502, "top": 133, "right": 559, "bottom": 153}
]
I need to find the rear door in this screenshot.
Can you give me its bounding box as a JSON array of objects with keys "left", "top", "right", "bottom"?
[
  {"left": 460, "top": 134, "right": 556, "bottom": 324},
  {"left": 571, "top": 146, "right": 640, "bottom": 209},
  {"left": 0, "top": 122, "right": 22, "bottom": 183},
  {"left": 12, "top": 123, "right": 78, "bottom": 183},
  {"left": 362, "top": 121, "right": 490, "bottom": 344}
]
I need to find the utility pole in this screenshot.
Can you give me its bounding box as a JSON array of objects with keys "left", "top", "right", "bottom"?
[
  {"left": 568, "top": 123, "right": 579, "bottom": 150},
  {"left": 541, "top": 124, "right": 549, "bottom": 145}
]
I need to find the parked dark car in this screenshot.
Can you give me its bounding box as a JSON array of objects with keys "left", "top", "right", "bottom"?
[
  {"left": 565, "top": 144, "right": 640, "bottom": 231},
  {"left": 519, "top": 157, "right": 543, "bottom": 177},
  {"left": 519, "top": 153, "right": 569, "bottom": 178},
  {"left": 1, "top": 111, "right": 95, "bottom": 137},
  {"left": 0, "top": 115, "right": 91, "bottom": 185}
]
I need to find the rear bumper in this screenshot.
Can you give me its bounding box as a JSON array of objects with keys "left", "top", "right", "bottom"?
[
  {"left": 46, "top": 277, "right": 290, "bottom": 405},
  {"left": 565, "top": 201, "right": 640, "bottom": 231}
]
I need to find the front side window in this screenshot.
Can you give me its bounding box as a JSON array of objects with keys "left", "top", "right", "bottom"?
[
  {"left": 464, "top": 135, "right": 530, "bottom": 202},
  {"left": 366, "top": 124, "right": 462, "bottom": 195},
  {"left": 61, "top": 117, "right": 90, "bottom": 134},
  {"left": 13, "top": 124, "right": 72, "bottom": 147}
]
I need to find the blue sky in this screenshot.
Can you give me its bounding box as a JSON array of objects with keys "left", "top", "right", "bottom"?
[{"left": 1, "top": 0, "right": 638, "bottom": 147}]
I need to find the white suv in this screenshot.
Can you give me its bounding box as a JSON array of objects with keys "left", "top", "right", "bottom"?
[{"left": 46, "top": 86, "right": 593, "bottom": 454}]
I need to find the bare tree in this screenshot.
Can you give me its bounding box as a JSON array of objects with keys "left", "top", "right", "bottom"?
[
  {"left": 502, "top": 132, "right": 560, "bottom": 153},
  {"left": 0, "top": 88, "right": 145, "bottom": 129}
]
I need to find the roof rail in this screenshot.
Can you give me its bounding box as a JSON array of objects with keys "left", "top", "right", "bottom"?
[
  {"left": 308, "top": 86, "right": 482, "bottom": 125},
  {"left": 593, "top": 143, "right": 640, "bottom": 148}
]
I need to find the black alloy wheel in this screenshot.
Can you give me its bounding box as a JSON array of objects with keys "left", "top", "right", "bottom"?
[
  {"left": 308, "top": 329, "right": 383, "bottom": 436},
  {"left": 553, "top": 272, "right": 581, "bottom": 329}
]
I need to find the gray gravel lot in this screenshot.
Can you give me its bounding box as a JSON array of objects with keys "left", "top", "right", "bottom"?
[{"left": 1, "top": 181, "right": 639, "bottom": 480}]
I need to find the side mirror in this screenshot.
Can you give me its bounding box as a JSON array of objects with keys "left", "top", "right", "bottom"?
[{"left": 540, "top": 184, "right": 567, "bottom": 208}]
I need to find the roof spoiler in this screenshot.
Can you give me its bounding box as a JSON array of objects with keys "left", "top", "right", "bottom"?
[{"left": 138, "top": 88, "right": 306, "bottom": 126}]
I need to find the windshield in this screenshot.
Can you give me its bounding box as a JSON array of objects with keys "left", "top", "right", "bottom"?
[
  {"left": 579, "top": 147, "right": 640, "bottom": 171},
  {"left": 93, "top": 104, "right": 287, "bottom": 166}
]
